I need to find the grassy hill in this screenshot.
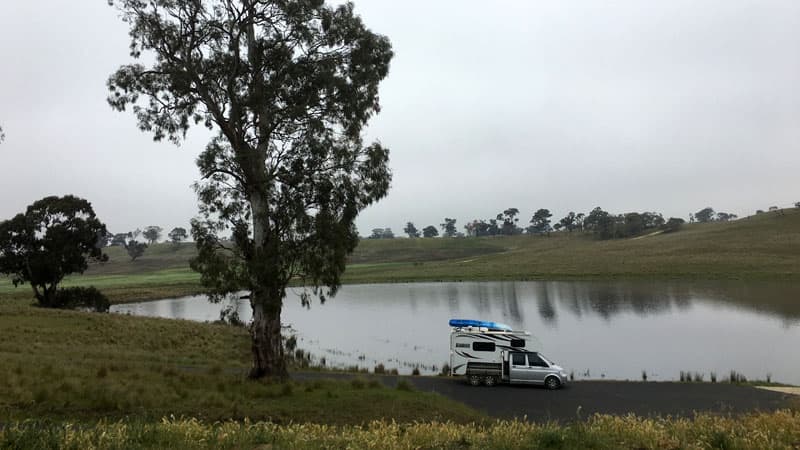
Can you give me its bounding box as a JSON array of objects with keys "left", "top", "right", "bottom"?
[
  {"left": 347, "top": 208, "right": 800, "bottom": 283},
  {"left": 2, "top": 208, "right": 799, "bottom": 302}
]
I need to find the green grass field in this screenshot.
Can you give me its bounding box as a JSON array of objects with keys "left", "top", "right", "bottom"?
[
  {"left": 2, "top": 208, "right": 799, "bottom": 303},
  {"left": 0, "top": 299, "right": 481, "bottom": 425}
]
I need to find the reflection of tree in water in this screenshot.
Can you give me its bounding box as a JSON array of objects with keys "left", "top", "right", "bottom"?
[
  {"left": 535, "top": 283, "right": 557, "bottom": 325},
  {"left": 445, "top": 284, "right": 459, "bottom": 314},
  {"left": 475, "top": 283, "right": 491, "bottom": 314},
  {"left": 539, "top": 281, "right": 800, "bottom": 324},
  {"left": 505, "top": 283, "right": 524, "bottom": 325},
  {"left": 169, "top": 298, "right": 185, "bottom": 318},
  {"left": 407, "top": 285, "right": 418, "bottom": 314}
]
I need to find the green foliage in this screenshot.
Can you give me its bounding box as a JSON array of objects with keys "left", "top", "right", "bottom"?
[
  {"left": 142, "top": 226, "right": 163, "bottom": 244},
  {"left": 403, "top": 222, "right": 420, "bottom": 238},
  {"left": 108, "top": 0, "right": 394, "bottom": 377},
  {"left": 528, "top": 208, "right": 553, "bottom": 235},
  {"left": 369, "top": 228, "right": 395, "bottom": 239},
  {"left": 499, "top": 208, "right": 522, "bottom": 235},
  {"left": 51, "top": 286, "right": 110, "bottom": 312},
  {"left": 126, "top": 241, "right": 148, "bottom": 261},
  {"left": 168, "top": 227, "right": 188, "bottom": 245},
  {"left": 696, "top": 207, "right": 715, "bottom": 223},
  {"left": 422, "top": 225, "right": 439, "bottom": 238},
  {"left": 662, "top": 217, "right": 685, "bottom": 233},
  {"left": 0, "top": 195, "right": 107, "bottom": 307},
  {"left": 440, "top": 218, "right": 458, "bottom": 237}
]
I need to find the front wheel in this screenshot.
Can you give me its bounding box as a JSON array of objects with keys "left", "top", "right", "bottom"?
[
  {"left": 545, "top": 376, "right": 561, "bottom": 390},
  {"left": 484, "top": 376, "right": 498, "bottom": 387},
  {"left": 468, "top": 375, "right": 482, "bottom": 386}
]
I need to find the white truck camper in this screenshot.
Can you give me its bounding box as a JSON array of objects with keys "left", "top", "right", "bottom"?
[{"left": 449, "top": 319, "right": 568, "bottom": 389}]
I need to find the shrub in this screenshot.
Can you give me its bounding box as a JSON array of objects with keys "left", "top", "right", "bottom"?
[
  {"left": 662, "top": 217, "right": 685, "bottom": 233},
  {"left": 50, "top": 286, "right": 110, "bottom": 312},
  {"left": 396, "top": 379, "right": 413, "bottom": 391}
]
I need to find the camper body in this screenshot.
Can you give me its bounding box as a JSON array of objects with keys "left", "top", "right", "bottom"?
[{"left": 449, "top": 320, "right": 568, "bottom": 389}]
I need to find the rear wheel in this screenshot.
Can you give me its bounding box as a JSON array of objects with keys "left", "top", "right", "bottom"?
[
  {"left": 545, "top": 376, "right": 561, "bottom": 390},
  {"left": 468, "top": 375, "right": 482, "bottom": 386},
  {"left": 484, "top": 376, "right": 498, "bottom": 387}
]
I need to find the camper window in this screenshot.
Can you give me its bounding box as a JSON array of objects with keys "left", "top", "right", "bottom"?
[
  {"left": 528, "top": 353, "right": 548, "bottom": 367},
  {"left": 472, "top": 342, "right": 496, "bottom": 352},
  {"left": 510, "top": 339, "right": 525, "bottom": 347}
]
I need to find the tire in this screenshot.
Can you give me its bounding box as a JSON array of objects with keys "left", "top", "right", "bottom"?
[
  {"left": 545, "top": 376, "right": 561, "bottom": 390},
  {"left": 468, "top": 375, "right": 482, "bottom": 386},
  {"left": 484, "top": 376, "right": 498, "bottom": 387}
]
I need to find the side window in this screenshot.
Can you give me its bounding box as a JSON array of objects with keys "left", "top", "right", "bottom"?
[
  {"left": 528, "top": 353, "right": 548, "bottom": 367},
  {"left": 511, "top": 353, "right": 526, "bottom": 366},
  {"left": 510, "top": 339, "right": 525, "bottom": 347},
  {"left": 472, "top": 342, "right": 496, "bottom": 352}
]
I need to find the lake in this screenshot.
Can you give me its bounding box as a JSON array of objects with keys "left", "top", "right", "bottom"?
[{"left": 111, "top": 281, "right": 800, "bottom": 384}]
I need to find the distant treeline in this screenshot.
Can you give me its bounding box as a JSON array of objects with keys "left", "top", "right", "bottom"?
[
  {"left": 370, "top": 205, "right": 758, "bottom": 241},
  {"left": 96, "top": 226, "right": 189, "bottom": 261}
]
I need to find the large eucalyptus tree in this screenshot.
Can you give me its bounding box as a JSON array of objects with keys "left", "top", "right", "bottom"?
[{"left": 107, "top": 0, "right": 393, "bottom": 378}]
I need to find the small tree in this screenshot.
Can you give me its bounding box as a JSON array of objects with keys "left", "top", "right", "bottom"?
[
  {"left": 440, "top": 218, "right": 457, "bottom": 237},
  {"left": 583, "top": 207, "right": 614, "bottom": 239},
  {"left": 558, "top": 212, "right": 577, "bottom": 232},
  {"left": 716, "top": 212, "right": 737, "bottom": 222},
  {"left": 0, "top": 195, "right": 107, "bottom": 307},
  {"left": 121, "top": 230, "right": 148, "bottom": 261},
  {"left": 662, "top": 217, "right": 685, "bottom": 233},
  {"left": 403, "top": 222, "right": 420, "bottom": 238},
  {"left": 795, "top": 202, "right": 800, "bottom": 208},
  {"left": 422, "top": 225, "right": 439, "bottom": 238},
  {"left": 623, "top": 212, "right": 644, "bottom": 236},
  {"left": 695, "top": 207, "right": 715, "bottom": 223},
  {"left": 142, "top": 226, "right": 163, "bottom": 244},
  {"left": 369, "top": 228, "right": 394, "bottom": 239},
  {"left": 499, "top": 208, "right": 521, "bottom": 235},
  {"left": 528, "top": 209, "right": 553, "bottom": 235},
  {"left": 168, "top": 227, "right": 188, "bottom": 245}
]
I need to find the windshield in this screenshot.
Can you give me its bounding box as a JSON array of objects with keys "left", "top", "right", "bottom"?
[{"left": 538, "top": 354, "right": 555, "bottom": 366}]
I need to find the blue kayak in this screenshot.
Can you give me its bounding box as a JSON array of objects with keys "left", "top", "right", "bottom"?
[{"left": 448, "top": 319, "right": 512, "bottom": 331}]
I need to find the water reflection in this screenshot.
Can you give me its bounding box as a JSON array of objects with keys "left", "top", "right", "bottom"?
[{"left": 112, "top": 280, "right": 800, "bottom": 384}]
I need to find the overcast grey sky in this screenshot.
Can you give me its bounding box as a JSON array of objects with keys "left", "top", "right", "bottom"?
[{"left": 1, "top": 0, "right": 798, "bottom": 237}]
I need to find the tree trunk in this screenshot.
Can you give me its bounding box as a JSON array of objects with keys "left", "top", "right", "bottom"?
[
  {"left": 247, "top": 191, "right": 287, "bottom": 379},
  {"left": 249, "top": 290, "right": 287, "bottom": 379}
]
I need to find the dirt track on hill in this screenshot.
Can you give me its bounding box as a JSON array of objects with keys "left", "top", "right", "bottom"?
[{"left": 293, "top": 372, "right": 792, "bottom": 422}]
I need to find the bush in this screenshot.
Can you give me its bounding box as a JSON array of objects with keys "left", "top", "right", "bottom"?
[
  {"left": 396, "top": 379, "right": 413, "bottom": 391},
  {"left": 50, "top": 287, "right": 110, "bottom": 312},
  {"left": 662, "top": 217, "right": 685, "bottom": 233}
]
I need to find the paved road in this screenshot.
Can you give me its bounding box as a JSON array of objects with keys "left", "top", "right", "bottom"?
[{"left": 293, "top": 372, "right": 793, "bottom": 422}]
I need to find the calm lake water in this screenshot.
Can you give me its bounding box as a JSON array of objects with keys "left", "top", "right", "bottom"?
[{"left": 111, "top": 281, "right": 800, "bottom": 384}]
